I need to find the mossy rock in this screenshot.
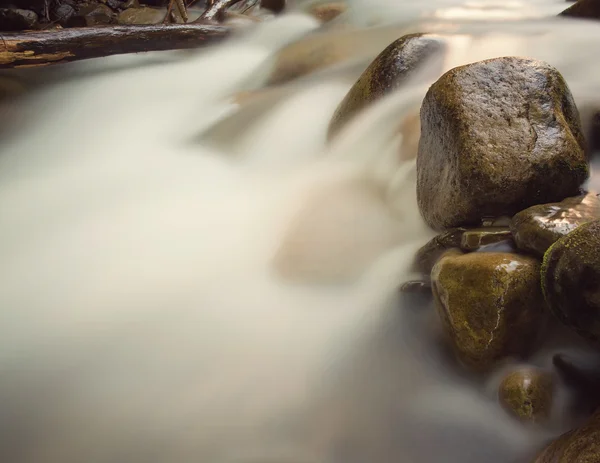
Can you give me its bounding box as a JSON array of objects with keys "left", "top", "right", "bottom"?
[
  {"left": 533, "top": 409, "right": 600, "bottom": 462},
  {"left": 417, "top": 57, "right": 588, "bottom": 230},
  {"left": 498, "top": 367, "right": 554, "bottom": 423},
  {"left": 432, "top": 252, "right": 545, "bottom": 371},
  {"left": 542, "top": 219, "right": 600, "bottom": 343},
  {"left": 511, "top": 193, "right": 600, "bottom": 257},
  {"left": 327, "top": 33, "right": 447, "bottom": 138}
]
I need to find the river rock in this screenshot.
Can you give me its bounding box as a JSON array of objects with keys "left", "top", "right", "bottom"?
[
  {"left": 560, "top": 0, "right": 600, "bottom": 20},
  {"left": 328, "top": 33, "right": 446, "bottom": 137},
  {"left": 432, "top": 252, "right": 544, "bottom": 371},
  {"left": 533, "top": 409, "right": 600, "bottom": 462},
  {"left": 414, "top": 227, "right": 512, "bottom": 274},
  {"left": 498, "top": 367, "right": 554, "bottom": 423},
  {"left": 414, "top": 228, "right": 465, "bottom": 275},
  {"left": 511, "top": 193, "right": 600, "bottom": 257},
  {"left": 542, "top": 219, "right": 600, "bottom": 343},
  {"left": 52, "top": 3, "right": 76, "bottom": 25},
  {"left": 117, "top": 6, "right": 164, "bottom": 24},
  {"left": 308, "top": 2, "right": 347, "bottom": 22},
  {"left": 460, "top": 227, "right": 512, "bottom": 251},
  {"left": 67, "top": 3, "right": 115, "bottom": 26},
  {"left": 417, "top": 57, "right": 588, "bottom": 230},
  {"left": 0, "top": 8, "right": 38, "bottom": 30}
]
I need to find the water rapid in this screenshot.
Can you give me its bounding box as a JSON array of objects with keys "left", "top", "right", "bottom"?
[{"left": 1, "top": 1, "right": 599, "bottom": 462}]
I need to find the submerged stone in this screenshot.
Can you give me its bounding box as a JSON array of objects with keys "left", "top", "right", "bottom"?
[
  {"left": 399, "top": 279, "right": 431, "bottom": 294},
  {"left": 542, "top": 219, "right": 600, "bottom": 343},
  {"left": 417, "top": 57, "right": 588, "bottom": 230},
  {"left": 432, "top": 252, "right": 545, "bottom": 371},
  {"left": 307, "top": 2, "right": 347, "bottom": 23},
  {"left": 533, "top": 409, "right": 600, "bottom": 462},
  {"left": 511, "top": 193, "right": 600, "bottom": 257},
  {"left": 328, "top": 33, "right": 447, "bottom": 137},
  {"left": 498, "top": 368, "right": 554, "bottom": 423},
  {"left": 117, "top": 6, "right": 164, "bottom": 24}
]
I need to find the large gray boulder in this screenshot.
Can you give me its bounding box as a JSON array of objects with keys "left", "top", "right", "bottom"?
[{"left": 417, "top": 57, "right": 588, "bottom": 230}]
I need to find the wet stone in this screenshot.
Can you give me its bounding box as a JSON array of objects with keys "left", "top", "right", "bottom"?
[
  {"left": 67, "top": 3, "right": 115, "bottom": 26},
  {"left": 0, "top": 8, "right": 38, "bottom": 30},
  {"left": 432, "top": 252, "right": 545, "bottom": 371},
  {"left": 414, "top": 228, "right": 465, "bottom": 275},
  {"left": 460, "top": 227, "right": 512, "bottom": 251},
  {"left": 414, "top": 227, "right": 512, "bottom": 274},
  {"left": 417, "top": 57, "right": 588, "bottom": 230},
  {"left": 52, "top": 3, "right": 76, "bottom": 25},
  {"left": 328, "top": 33, "right": 447, "bottom": 138},
  {"left": 542, "top": 219, "right": 600, "bottom": 343},
  {"left": 511, "top": 193, "right": 600, "bottom": 257},
  {"left": 399, "top": 279, "right": 431, "bottom": 294},
  {"left": 533, "top": 408, "right": 600, "bottom": 462},
  {"left": 498, "top": 367, "right": 554, "bottom": 423},
  {"left": 560, "top": 0, "right": 600, "bottom": 20}
]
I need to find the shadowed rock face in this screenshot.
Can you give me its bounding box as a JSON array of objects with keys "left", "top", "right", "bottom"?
[
  {"left": 560, "top": 0, "right": 600, "bottom": 20},
  {"left": 542, "top": 219, "right": 600, "bottom": 343},
  {"left": 417, "top": 56, "right": 588, "bottom": 231},
  {"left": 511, "top": 193, "right": 600, "bottom": 257}
]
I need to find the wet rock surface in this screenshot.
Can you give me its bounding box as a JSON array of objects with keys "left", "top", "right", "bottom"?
[
  {"left": 417, "top": 57, "right": 588, "bottom": 230},
  {"left": 533, "top": 408, "right": 600, "bottom": 462},
  {"left": 498, "top": 368, "right": 554, "bottom": 423},
  {"left": 560, "top": 0, "right": 600, "bottom": 20},
  {"left": 542, "top": 219, "right": 600, "bottom": 343},
  {"left": 432, "top": 252, "right": 545, "bottom": 371},
  {"left": 414, "top": 228, "right": 465, "bottom": 275},
  {"left": 511, "top": 193, "right": 600, "bottom": 257},
  {"left": 399, "top": 279, "right": 431, "bottom": 294},
  {"left": 414, "top": 227, "right": 512, "bottom": 274},
  {"left": 460, "top": 227, "right": 513, "bottom": 251},
  {"left": 0, "top": 8, "right": 38, "bottom": 30},
  {"left": 328, "top": 33, "right": 446, "bottom": 138}
]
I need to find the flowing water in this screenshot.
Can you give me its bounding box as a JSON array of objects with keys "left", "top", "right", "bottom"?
[{"left": 1, "top": 1, "right": 600, "bottom": 462}]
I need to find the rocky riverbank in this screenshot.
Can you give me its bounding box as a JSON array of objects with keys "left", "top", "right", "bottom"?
[{"left": 321, "top": 2, "right": 600, "bottom": 456}]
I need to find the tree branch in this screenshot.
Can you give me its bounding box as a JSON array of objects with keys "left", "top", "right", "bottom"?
[{"left": 0, "top": 23, "right": 230, "bottom": 68}]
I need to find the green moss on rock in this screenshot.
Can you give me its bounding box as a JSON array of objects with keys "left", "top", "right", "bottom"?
[
  {"left": 432, "top": 252, "right": 545, "bottom": 371},
  {"left": 541, "top": 219, "right": 600, "bottom": 343}
]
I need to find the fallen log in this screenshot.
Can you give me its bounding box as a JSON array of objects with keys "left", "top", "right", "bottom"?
[{"left": 0, "top": 23, "right": 230, "bottom": 68}]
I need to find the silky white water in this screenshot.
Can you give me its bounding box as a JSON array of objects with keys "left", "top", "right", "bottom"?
[{"left": 1, "top": 1, "right": 599, "bottom": 462}]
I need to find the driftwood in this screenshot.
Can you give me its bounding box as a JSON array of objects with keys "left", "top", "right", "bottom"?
[{"left": 0, "top": 23, "right": 230, "bottom": 68}]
